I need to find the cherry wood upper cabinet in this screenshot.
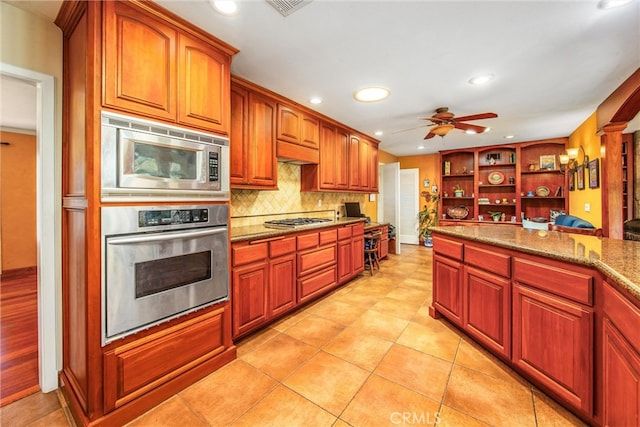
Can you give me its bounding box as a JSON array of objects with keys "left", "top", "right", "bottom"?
[
  {"left": 277, "top": 104, "right": 319, "bottom": 149},
  {"left": 103, "top": 1, "right": 232, "bottom": 134},
  {"left": 104, "top": 1, "right": 176, "bottom": 121},
  {"left": 177, "top": 34, "right": 229, "bottom": 134},
  {"left": 230, "top": 85, "right": 249, "bottom": 184}
]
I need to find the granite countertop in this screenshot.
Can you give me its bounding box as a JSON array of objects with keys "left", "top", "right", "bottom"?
[
  {"left": 230, "top": 218, "right": 366, "bottom": 243},
  {"left": 431, "top": 225, "right": 640, "bottom": 300}
]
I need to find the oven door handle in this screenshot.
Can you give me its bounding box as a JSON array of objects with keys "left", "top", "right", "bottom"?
[{"left": 107, "top": 228, "right": 226, "bottom": 245}]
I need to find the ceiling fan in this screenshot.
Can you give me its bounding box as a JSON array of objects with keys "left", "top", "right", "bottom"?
[{"left": 419, "top": 107, "right": 498, "bottom": 139}]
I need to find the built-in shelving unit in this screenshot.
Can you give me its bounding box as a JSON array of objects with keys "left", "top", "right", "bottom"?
[
  {"left": 439, "top": 138, "right": 568, "bottom": 225},
  {"left": 622, "top": 133, "right": 634, "bottom": 222}
]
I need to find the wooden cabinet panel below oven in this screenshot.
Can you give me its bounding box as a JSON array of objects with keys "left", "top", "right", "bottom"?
[{"left": 103, "top": 308, "right": 226, "bottom": 412}]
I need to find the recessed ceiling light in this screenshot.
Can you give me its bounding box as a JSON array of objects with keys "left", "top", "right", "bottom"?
[
  {"left": 504, "top": 134, "right": 515, "bottom": 139},
  {"left": 309, "top": 97, "right": 322, "bottom": 105},
  {"left": 417, "top": 145, "right": 425, "bottom": 150},
  {"left": 598, "top": 0, "right": 632, "bottom": 9},
  {"left": 469, "top": 74, "right": 495, "bottom": 85},
  {"left": 210, "top": 0, "right": 238, "bottom": 15},
  {"left": 354, "top": 87, "right": 390, "bottom": 103},
  {"left": 374, "top": 130, "right": 383, "bottom": 136}
]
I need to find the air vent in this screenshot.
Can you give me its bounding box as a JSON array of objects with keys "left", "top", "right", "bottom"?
[{"left": 266, "top": 0, "right": 311, "bottom": 17}]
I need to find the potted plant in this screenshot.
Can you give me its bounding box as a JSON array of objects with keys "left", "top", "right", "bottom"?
[
  {"left": 418, "top": 191, "right": 440, "bottom": 247},
  {"left": 488, "top": 211, "right": 502, "bottom": 222},
  {"left": 453, "top": 184, "right": 464, "bottom": 197}
]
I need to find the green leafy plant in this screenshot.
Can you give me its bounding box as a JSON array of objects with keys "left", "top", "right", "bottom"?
[
  {"left": 487, "top": 211, "right": 502, "bottom": 221},
  {"left": 418, "top": 191, "right": 440, "bottom": 240}
]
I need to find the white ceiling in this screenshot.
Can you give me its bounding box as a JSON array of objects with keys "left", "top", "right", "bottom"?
[{"left": 4, "top": 0, "right": 640, "bottom": 156}]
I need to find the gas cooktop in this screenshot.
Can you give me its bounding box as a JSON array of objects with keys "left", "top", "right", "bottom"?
[{"left": 263, "top": 218, "right": 332, "bottom": 229}]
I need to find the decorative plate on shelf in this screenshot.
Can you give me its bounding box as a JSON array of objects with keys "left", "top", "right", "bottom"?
[
  {"left": 487, "top": 171, "right": 505, "bottom": 185},
  {"left": 535, "top": 186, "right": 550, "bottom": 197},
  {"left": 446, "top": 206, "right": 469, "bottom": 220}
]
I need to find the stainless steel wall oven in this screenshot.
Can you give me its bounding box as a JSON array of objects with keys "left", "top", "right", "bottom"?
[
  {"left": 101, "top": 204, "right": 229, "bottom": 344},
  {"left": 101, "top": 111, "right": 229, "bottom": 201}
]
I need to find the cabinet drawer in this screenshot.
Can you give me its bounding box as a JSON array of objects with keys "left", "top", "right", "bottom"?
[
  {"left": 465, "top": 245, "right": 511, "bottom": 278},
  {"left": 513, "top": 258, "right": 593, "bottom": 305},
  {"left": 602, "top": 283, "right": 640, "bottom": 354},
  {"left": 352, "top": 222, "right": 364, "bottom": 236},
  {"left": 232, "top": 242, "right": 268, "bottom": 267},
  {"left": 298, "top": 266, "right": 337, "bottom": 303},
  {"left": 432, "top": 235, "right": 463, "bottom": 261},
  {"left": 338, "top": 226, "right": 352, "bottom": 240},
  {"left": 297, "top": 232, "right": 319, "bottom": 250},
  {"left": 298, "top": 244, "right": 336, "bottom": 276},
  {"left": 320, "top": 229, "right": 337, "bottom": 245},
  {"left": 270, "top": 237, "right": 296, "bottom": 258},
  {"left": 103, "top": 308, "right": 226, "bottom": 412}
]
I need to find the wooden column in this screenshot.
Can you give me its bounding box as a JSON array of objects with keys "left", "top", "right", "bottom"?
[{"left": 600, "top": 123, "right": 627, "bottom": 238}]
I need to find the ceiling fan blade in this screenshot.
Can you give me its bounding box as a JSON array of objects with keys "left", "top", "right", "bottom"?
[
  {"left": 424, "top": 132, "right": 437, "bottom": 140},
  {"left": 418, "top": 116, "right": 446, "bottom": 123},
  {"left": 391, "top": 124, "right": 429, "bottom": 134},
  {"left": 454, "top": 122, "right": 487, "bottom": 133},
  {"left": 453, "top": 112, "right": 498, "bottom": 122}
]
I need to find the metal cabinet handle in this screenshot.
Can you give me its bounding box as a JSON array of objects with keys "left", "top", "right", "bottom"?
[{"left": 107, "top": 227, "right": 226, "bottom": 245}]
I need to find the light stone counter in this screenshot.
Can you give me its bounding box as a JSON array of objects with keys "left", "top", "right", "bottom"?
[
  {"left": 431, "top": 225, "right": 640, "bottom": 300},
  {"left": 230, "top": 218, "right": 366, "bottom": 243}
]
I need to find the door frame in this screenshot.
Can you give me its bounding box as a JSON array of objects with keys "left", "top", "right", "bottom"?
[
  {"left": 1, "top": 62, "right": 59, "bottom": 392},
  {"left": 399, "top": 168, "right": 420, "bottom": 245}
]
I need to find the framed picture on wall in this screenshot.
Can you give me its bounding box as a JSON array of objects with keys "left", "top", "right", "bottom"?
[
  {"left": 588, "top": 159, "right": 600, "bottom": 188},
  {"left": 568, "top": 169, "right": 575, "bottom": 191},
  {"left": 577, "top": 165, "right": 585, "bottom": 190}
]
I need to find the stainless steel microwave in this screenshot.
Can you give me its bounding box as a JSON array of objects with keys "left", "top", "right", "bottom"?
[{"left": 101, "top": 111, "right": 229, "bottom": 201}]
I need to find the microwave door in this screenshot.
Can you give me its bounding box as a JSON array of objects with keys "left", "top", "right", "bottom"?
[{"left": 118, "top": 130, "right": 209, "bottom": 190}]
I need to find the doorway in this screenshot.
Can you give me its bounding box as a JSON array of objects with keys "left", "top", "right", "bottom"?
[
  {"left": 0, "top": 63, "right": 58, "bottom": 396},
  {"left": 399, "top": 168, "right": 419, "bottom": 245},
  {"left": 378, "top": 162, "right": 401, "bottom": 254}
]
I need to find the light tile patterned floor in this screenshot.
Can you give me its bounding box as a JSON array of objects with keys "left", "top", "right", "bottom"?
[{"left": 0, "top": 245, "right": 587, "bottom": 427}]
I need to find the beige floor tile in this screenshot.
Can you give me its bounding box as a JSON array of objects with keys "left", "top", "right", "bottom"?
[
  {"left": 374, "top": 343, "right": 452, "bottom": 402},
  {"left": 454, "top": 339, "right": 526, "bottom": 386},
  {"left": 410, "top": 305, "right": 434, "bottom": 327},
  {"left": 334, "top": 289, "right": 381, "bottom": 309},
  {"left": 27, "top": 408, "right": 73, "bottom": 427},
  {"left": 231, "top": 385, "right": 336, "bottom": 427},
  {"left": 323, "top": 327, "right": 394, "bottom": 371},
  {"left": 283, "top": 315, "right": 345, "bottom": 347},
  {"left": 533, "top": 388, "right": 589, "bottom": 426},
  {"left": 269, "top": 309, "right": 310, "bottom": 332},
  {"left": 341, "top": 374, "right": 441, "bottom": 427},
  {"left": 0, "top": 391, "right": 61, "bottom": 426},
  {"left": 235, "top": 327, "right": 279, "bottom": 357},
  {"left": 307, "top": 299, "right": 368, "bottom": 326},
  {"left": 240, "top": 333, "right": 318, "bottom": 380},
  {"left": 348, "top": 310, "right": 409, "bottom": 341},
  {"left": 370, "top": 297, "right": 422, "bottom": 320},
  {"left": 127, "top": 396, "right": 206, "bottom": 427},
  {"left": 396, "top": 321, "right": 461, "bottom": 362},
  {"left": 283, "top": 351, "right": 370, "bottom": 416},
  {"left": 385, "top": 286, "right": 430, "bottom": 305},
  {"left": 443, "top": 364, "right": 536, "bottom": 427},
  {"left": 436, "top": 405, "right": 491, "bottom": 427},
  {"left": 179, "top": 360, "right": 277, "bottom": 425}
]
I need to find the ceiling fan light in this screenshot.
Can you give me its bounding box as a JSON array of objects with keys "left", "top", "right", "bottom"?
[
  {"left": 483, "top": 127, "right": 491, "bottom": 133},
  {"left": 431, "top": 123, "right": 455, "bottom": 136},
  {"left": 354, "top": 87, "right": 390, "bottom": 103},
  {"left": 465, "top": 130, "right": 477, "bottom": 135}
]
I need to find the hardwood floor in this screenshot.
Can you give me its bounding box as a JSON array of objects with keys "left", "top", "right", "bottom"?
[{"left": 0, "top": 269, "right": 40, "bottom": 407}]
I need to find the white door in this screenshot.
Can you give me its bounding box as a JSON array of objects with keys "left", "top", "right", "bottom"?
[
  {"left": 399, "top": 168, "right": 419, "bottom": 245},
  {"left": 378, "top": 162, "right": 401, "bottom": 254}
]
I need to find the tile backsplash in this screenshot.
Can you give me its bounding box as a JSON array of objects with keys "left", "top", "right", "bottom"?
[{"left": 231, "top": 163, "right": 367, "bottom": 227}]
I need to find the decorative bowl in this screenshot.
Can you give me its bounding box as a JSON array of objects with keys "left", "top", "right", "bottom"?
[
  {"left": 446, "top": 206, "right": 469, "bottom": 220},
  {"left": 488, "top": 171, "right": 505, "bottom": 185},
  {"left": 535, "top": 186, "right": 550, "bottom": 197}
]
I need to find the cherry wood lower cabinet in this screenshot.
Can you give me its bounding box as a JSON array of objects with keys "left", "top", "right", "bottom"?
[
  {"left": 338, "top": 223, "right": 365, "bottom": 284},
  {"left": 428, "top": 233, "right": 634, "bottom": 424},
  {"left": 600, "top": 282, "right": 640, "bottom": 427}
]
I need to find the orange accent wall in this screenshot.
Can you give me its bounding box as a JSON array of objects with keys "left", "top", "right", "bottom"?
[
  {"left": 363, "top": 149, "right": 399, "bottom": 221},
  {"left": 399, "top": 153, "right": 441, "bottom": 193},
  {"left": 0, "top": 131, "right": 37, "bottom": 271},
  {"left": 568, "top": 113, "right": 602, "bottom": 228}
]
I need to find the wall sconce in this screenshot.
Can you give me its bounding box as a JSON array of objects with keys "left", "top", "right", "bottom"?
[{"left": 559, "top": 145, "right": 588, "bottom": 172}]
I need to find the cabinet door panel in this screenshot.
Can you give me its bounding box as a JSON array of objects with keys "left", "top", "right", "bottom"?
[
  {"left": 230, "top": 85, "right": 248, "bottom": 184},
  {"left": 269, "top": 254, "right": 296, "bottom": 317},
  {"left": 352, "top": 234, "right": 364, "bottom": 275},
  {"left": 277, "top": 104, "right": 300, "bottom": 143},
  {"left": 348, "top": 135, "right": 361, "bottom": 189},
  {"left": 433, "top": 254, "right": 463, "bottom": 326},
  {"left": 104, "top": 1, "right": 176, "bottom": 120},
  {"left": 178, "top": 34, "right": 229, "bottom": 133},
  {"left": 335, "top": 128, "right": 350, "bottom": 189},
  {"left": 512, "top": 284, "right": 593, "bottom": 415},
  {"left": 300, "top": 115, "right": 319, "bottom": 149},
  {"left": 232, "top": 262, "right": 268, "bottom": 337},
  {"left": 464, "top": 266, "right": 511, "bottom": 358},
  {"left": 319, "top": 123, "right": 337, "bottom": 188},
  {"left": 337, "top": 239, "right": 353, "bottom": 283},
  {"left": 602, "top": 319, "right": 640, "bottom": 427},
  {"left": 248, "top": 93, "right": 277, "bottom": 186}
]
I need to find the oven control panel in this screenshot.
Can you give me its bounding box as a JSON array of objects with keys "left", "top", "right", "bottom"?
[{"left": 138, "top": 208, "right": 209, "bottom": 227}]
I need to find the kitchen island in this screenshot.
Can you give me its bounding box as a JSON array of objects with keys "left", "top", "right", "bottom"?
[{"left": 430, "top": 225, "right": 640, "bottom": 426}]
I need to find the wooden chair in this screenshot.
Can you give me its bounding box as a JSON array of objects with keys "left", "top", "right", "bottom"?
[
  {"left": 548, "top": 223, "right": 603, "bottom": 237},
  {"left": 364, "top": 232, "right": 382, "bottom": 275}
]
